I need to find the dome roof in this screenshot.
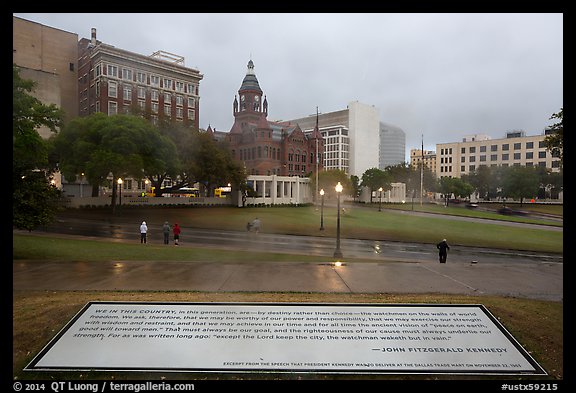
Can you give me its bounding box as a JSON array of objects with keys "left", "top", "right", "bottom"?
[{"left": 239, "top": 60, "right": 262, "bottom": 93}]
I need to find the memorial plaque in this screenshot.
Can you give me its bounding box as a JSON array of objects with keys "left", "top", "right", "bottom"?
[{"left": 25, "top": 302, "right": 545, "bottom": 375}]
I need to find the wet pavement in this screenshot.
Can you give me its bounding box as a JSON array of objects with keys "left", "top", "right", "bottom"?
[
  {"left": 13, "top": 232, "right": 563, "bottom": 302},
  {"left": 13, "top": 208, "right": 563, "bottom": 302}
]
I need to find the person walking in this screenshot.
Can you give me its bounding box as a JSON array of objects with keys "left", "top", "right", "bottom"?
[
  {"left": 173, "top": 223, "right": 181, "bottom": 245},
  {"left": 162, "top": 221, "right": 171, "bottom": 245},
  {"left": 437, "top": 238, "right": 450, "bottom": 263},
  {"left": 251, "top": 217, "right": 261, "bottom": 233},
  {"left": 140, "top": 221, "right": 148, "bottom": 244}
]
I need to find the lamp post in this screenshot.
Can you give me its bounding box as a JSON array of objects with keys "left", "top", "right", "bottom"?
[
  {"left": 378, "top": 187, "right": 383, "bottom": 212},
  {"left": 319, "top": 189, "right": 325, "bottom": 230},
  {"left": 117, "top": 178, "right": 123, "bottom": 208},
  {"left": 333, "top": 182, "right": 343, "bottom": 259},
  {"left": 80, "top": 172, "right": 84, "bottom": 198}
]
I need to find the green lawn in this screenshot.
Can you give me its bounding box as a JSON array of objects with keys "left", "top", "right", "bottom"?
[{"left": 56, "top": 204, "right": 562, "bottom": 254}]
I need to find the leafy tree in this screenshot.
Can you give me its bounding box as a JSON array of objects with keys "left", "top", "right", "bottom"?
[
  {"left": 188, "top": 132, "right": 245, "bottom": 197},
  {"left": 501, "top": 165, "right": 540, "bottom": 206},
  {"left": 311, "top": 170, "right": 352, "bottom": 199},
  {"left": 544, "top": 108, "right": 563, "bottom": 168},
  {"left": 360, "top": 168, "right": 391, "bottom": 203},
  {"left": 52, "top": 113, "right": 177, "bottom": 210},
  {"left": 349, "top": 175, "right": 361, "bottom": 201},
  {"left": 13, "top": 65, "right": 64, "bottom": 230}
]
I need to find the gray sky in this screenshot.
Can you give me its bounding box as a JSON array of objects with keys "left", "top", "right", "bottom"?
[{"left": 14, "top": 13, "right": 563, "bottom": 160}]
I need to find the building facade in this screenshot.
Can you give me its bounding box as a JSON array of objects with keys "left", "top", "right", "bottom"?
[
  {"left": 436, "top": 131, "right": 562, "bottom": 179},
  {"left": 78, "top": 28, "right": 203, "bottom": 128},
  {"left": 410, "top": 149, "right": 438, "bottom": 177},
  {"left": 379, "top": 121, "right": 406, "bottom": 169},
  {"left": 215, "top": 60, "right": 324, "bottom": 177},
  {"left": 13, "top": 16, "right": 79, "bottom": 138},
  {"left": 282, "top": 101, "right": 380, "bottom": 178}
]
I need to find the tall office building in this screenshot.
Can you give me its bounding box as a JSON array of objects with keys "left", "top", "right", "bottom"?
[
  {"left": 379, "top": 121, "right": 406, "bottom": 169},
  {"left": 282, "top": 101, "right": 380, "bottom": 178}
]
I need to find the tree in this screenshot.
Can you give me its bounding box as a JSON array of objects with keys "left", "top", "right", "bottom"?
[
  {"left": 187, "top": 132, "right": 246, "bottom": 197},
  {"left": 311, "top": 170, "right": 352, "bottom": 199},
  {"left": 501, "top": 166, "right": 540, "bottom": 206},
  {"left": 13, "top": 65, "right": 64, "bottom": 230},
  {"left": 544, "top": 108, "right": 563, "bottom": 168},
  {"left": 52, "top": 113, "right": 178, "bottom": 210},
  {"left": 360, "top": 168, "right": 391, "bottom": 203},
  {"left": 349, "top": 175, "right": 361, "bottom": 201}
]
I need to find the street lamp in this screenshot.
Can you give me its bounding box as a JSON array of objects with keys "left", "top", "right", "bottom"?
[
  {"left": 117, "top": 178, "right": 123, "bottom": 207},
  {"left": 333, "top": 182, "right": 343, "bottom": 259},
  {"left": 319, "top": 189, "right": 325, "bottom": 230},
  {"left": 378, "top": 187, "right": 383, "bottom": 212},
  {"left": 80, "top": 172, "right": 84, "bottom": 198}
]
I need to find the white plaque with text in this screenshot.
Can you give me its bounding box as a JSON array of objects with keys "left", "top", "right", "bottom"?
[{"left": 25, "top": 302, "right": 545, "bottom": 375}]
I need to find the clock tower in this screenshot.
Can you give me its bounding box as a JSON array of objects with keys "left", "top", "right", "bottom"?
[{"left": 232, "top": 60, "right": 268, "bottom": 127}]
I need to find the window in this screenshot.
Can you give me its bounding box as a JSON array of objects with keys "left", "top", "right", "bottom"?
[
  {"left": 163, "top": 78, "right": 173, "bottom": 90},
  {"left": 122, "top": 68, "right": 132, "bottom": 80},
  {"left": 469, "top": 156, "right": 476, "bottom": 162},
  {"left": 164, "top": 104, "right": 171, "bottom": 116},
  {"left": 480, "top": 146, "right": 487, "bottom": 152},
  {"left": 514, "top": 143, "right": 521, "bottom": 150},
  {"left": 188, "top": 109, "right": 195, "bottom": 120},
  {"left": 108, "top": 101, "right": 117, "bottom": 115},
  {"left": 538, "top": 151, "right": 547, "bottom": 159},
  {"left": 469, "top": 165, "right": 475, "bottom": 171},
  {"left": 69, "top": 62, "right": 74, "bottom": 71},
  {"left": 95, "top": 64, "right": 101, "bottom": 77},
  {"left": 502, "top": 144, "right": 509, "bottom": 151},
  {"left": 469, "top": 146, "right": 476, "bottom": 153},
  {"left": 502, "top": 154, "right": 509, "bottom": 161},
  {"left": 137, "top": 72, "right": 147, "bottom": 84},
  {"left": 526, "top": 142, "right": 534, "bottom": 149},
  {"left": 539, "top": 141, "right": 546, "bottom": 148},
  {"left": 526, "top": 152, "right": 533, "bottom": 159},
  {"left": 176, "top": 107, "right": 183, "bottom": 119},
  {"left": 150, "top": 75, "right": 160, "bottom": 87},
  {"left": 461, "top": 156, "right": 465, "bottom": 162},
  {"left": 151, "top": 103, "right": 159, "bottom": 113},
  {"left": 480, "top": 155, "right": 486, "bottom": 162},
  {"left": 461, "top": 147, "right": 465, "bottom": 154},
  {"left": 491, "top": 145, "right": 498, "bottom": 151},
  {"left": 138, "top": 86, "right": 146, "bottom": 99},
  {"left": 176, "top": 95, "right": 183, "bottom": 106},
  {"left": 514, "top": 153, "right": 521, "bottom": 160},
  {"left": 151, "top": 90, "right": 159, "bottom": 101},
  {"left": 107, "top": 65, "right": 118, "bottom": 77},
  {"left": 164, "top": 92, "right": 172, "bottom": 103},
  {"left": 138, "top": 100, "right": 145, "bottom": 110},
  {"left": 123, "top": 85, "right": 132, "bottom": 101},
  {"left": 490, "top": 154, "right": 498, "bottom": 161},
  {"left": 188, "top": 97, "right": 195, "bottom": 107},
  {"left": 108, "top": 81, "right": 117, "bottom": 98},
  {"left": 175, "top": 81, "right": 185, "bottom": 92}
]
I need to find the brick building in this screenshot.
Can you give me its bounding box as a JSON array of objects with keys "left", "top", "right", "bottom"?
[
  {"left": 212, "top": 60, "right": 324, "bottom": 177},
  {"left": 78, "top": 28, "right": 203, "bottom": 128}
]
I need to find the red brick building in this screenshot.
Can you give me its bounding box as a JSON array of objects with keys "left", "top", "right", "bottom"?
[
  {"left": 78, "top": 28, "right": 203, "bottom": 128},
  {"left": 212, "top": 60, "right": 323, "bottom": 177}
]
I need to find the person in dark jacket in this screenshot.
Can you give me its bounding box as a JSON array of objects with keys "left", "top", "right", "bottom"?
[
  {"left": 162, "top": 221, "right": 171, "bottom": 245},
  {"left": 437, "top": 238, "right": 450, "bottom": 263}
]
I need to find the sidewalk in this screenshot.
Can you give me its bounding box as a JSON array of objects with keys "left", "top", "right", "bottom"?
[{"left": 13, "top": 256, "right": 563, "bottom": 301}]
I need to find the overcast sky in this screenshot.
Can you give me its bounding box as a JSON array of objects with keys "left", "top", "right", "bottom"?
[{"left": 14, "top": 13, "right": 563, "bottom": 159}]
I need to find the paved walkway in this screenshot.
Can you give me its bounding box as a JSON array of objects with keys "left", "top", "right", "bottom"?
[{"left": 13, "top": 241, "right": 563, "bottom": 302}]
